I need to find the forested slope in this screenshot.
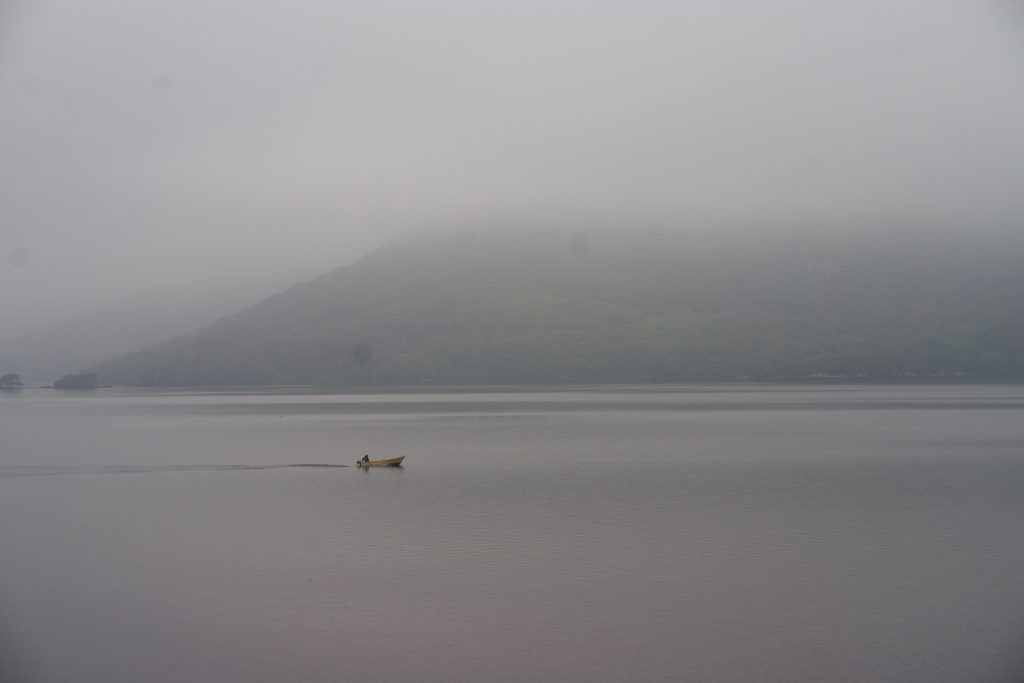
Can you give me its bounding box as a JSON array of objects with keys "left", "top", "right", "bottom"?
[{"left": 93, "top": 228, "right": 1024, "bottom": 386}]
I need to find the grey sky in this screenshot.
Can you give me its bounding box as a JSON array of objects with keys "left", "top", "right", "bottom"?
[{"left": 1, "top": 0, "right": 1022, "bottom": 337}]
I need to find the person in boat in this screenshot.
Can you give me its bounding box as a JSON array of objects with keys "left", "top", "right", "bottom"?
[{"left": 361, "top": 455, "right": 370, "bottom": 463}]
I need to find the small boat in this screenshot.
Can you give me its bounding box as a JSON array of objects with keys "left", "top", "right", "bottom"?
[{"left": 356, "top": 456, "right": 405, "bottom": 468}]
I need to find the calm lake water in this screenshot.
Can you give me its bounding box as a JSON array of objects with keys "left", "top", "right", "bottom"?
[{"left": 1, "top": 384, "right": 1022, "bottom": 682}]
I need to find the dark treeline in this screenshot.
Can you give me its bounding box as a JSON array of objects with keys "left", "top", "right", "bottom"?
[
  {"left": 92, "top": 228, "right": 1023, "bottom": 386},
  {"left": 53, "top": 372, "right": 98, "bottom": 390}
]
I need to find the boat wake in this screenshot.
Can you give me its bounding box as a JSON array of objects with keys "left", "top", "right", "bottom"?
[{"left": 0, "top": 464, "right": 351, "bottom": 478}]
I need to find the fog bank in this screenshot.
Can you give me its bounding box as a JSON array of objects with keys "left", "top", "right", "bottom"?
[{"left": 2, "top": 0, "right": 1021, "bottom": 337}]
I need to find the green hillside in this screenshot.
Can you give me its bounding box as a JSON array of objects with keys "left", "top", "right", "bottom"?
[{"left": 92, "top": 228, "right": 1024, "bottom": 386}]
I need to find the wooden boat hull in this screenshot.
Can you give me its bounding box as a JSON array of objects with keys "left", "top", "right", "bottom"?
[{"left": 356, "top": 456, "right": 405, "bottom": 467}]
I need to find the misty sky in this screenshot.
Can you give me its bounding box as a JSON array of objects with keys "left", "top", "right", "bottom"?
[{"left": 1, "top": 0, "right": 1022, "bottom": 337}]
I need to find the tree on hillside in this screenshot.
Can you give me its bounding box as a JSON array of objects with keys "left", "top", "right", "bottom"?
[
  {"left": 351, "top": 343, "right": 374, "bottom": 367},
  {"left": 1, "top": 373, "right": 22, "bottom": 389}
]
